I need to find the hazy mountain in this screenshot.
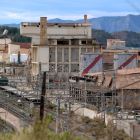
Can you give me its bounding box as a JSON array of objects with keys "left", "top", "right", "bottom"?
[{"left": 1, "top": 14, "right": 140, "bottom": 33}]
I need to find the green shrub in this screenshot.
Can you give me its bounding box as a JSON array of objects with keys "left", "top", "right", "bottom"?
[{"left": 45, "top": 103, "right": 56, "bottom": 110}]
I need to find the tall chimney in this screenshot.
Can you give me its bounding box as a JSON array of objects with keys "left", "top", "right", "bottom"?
[
  {"left": 84, "top": 15, "right": 87, "bottom": 23},
  {"left": 40, "top": 17, "right": 47, "bottom": 45}
]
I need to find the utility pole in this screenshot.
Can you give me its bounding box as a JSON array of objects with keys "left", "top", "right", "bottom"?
[
  {"left": 40, "top": 72, "right": 46, "bottom": 121},
  {"left": 56, "top": 99, "right": 60, "bottom": 133}
]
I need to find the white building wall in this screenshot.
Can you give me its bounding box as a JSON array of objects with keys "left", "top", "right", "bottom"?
[
  {"left": 8, "top": 44, "right": 20, "bottom": 54},
  {"left": 10, "top": 54, "right": 18, "bottom": 62},
  {"left": 38, "top": 46, "right": 49, "bottom": 72},
  {"left": 20, "top": 54, "right": 28, "bottom": 62},
  {"left": 0, "top": 38, "right": 11, "bottom": 45}
]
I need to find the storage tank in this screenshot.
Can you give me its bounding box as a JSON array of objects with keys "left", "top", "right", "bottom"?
[
  {"left": 10, "top": 54, "right": 18, "bottom": 63},
  {"left": 80, "top": 53, "right": 103, "bottom": 77},
  {"left": 114, "top": 53, "right": 137, "bottom": 70},
  {"left": 20, "top": 54, "right": 28, "bottom": 62}
]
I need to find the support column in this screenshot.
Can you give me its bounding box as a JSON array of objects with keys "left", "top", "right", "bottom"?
[
  {"left": 55, "top": 46, "right": 57, "bottom": 73},
  {"left": 69, "top": 46, "right": 71, "bottom": 73},
  {"left": 79, "top": 46, "right": 81, "bottom": 72}
]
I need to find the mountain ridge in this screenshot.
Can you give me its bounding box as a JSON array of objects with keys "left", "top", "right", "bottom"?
[{"left": 1, "top": 14, "right": 140, "bottom": 33}]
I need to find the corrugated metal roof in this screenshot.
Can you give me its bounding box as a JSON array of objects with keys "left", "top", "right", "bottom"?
[{"left": 106, "top": 46, "right": 140, "bottom": 50}]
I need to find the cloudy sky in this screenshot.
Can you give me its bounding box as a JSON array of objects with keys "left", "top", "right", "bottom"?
[{"left": 0, "top": 0, "right": 140, "bottom": 24}]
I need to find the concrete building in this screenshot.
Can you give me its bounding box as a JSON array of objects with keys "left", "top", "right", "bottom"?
[
  {"left": 103, "top": 47, "right": 140, "bottom": 70},
  {"left": 107, "top": 39, "right": 125, "bottom": 48},
  {"left": 20, "top": 15, "right": 102, "bottom": 75}
]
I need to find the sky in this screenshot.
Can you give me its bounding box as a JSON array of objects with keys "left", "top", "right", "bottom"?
[{"left": 0, "top": 0, "right": 140, "bottom": 24}]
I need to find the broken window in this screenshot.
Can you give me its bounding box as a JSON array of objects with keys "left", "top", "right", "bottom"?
[
  {"left": 71, "top": 48, "right": 79, "bottom": 62},
  {"left": 49, "top": 64, "right": 55, "bottom": 72},
  {"left": 94, "top": 47, "right": 101, "bottom": 53},
  {"left": 57, "top": 48, "right": 62, "bottom": 62},
  {"left": 71, "top": 39, "right": 79, "bottom": 45},
  {"left": 49, "top": 48, "right": 55, "bottom": 62},
  {"left": 87, "top": 41, "right": 92, "bottom": 44},
  {"left": 82, "top": 41, "right": 86, "bottom": 44},
  {"left": 57, "top": 41, "right": 69, "bottom": 45},
  {"left": 81, "top": 48, "right": 86, "bottom": 54},
  {"left": 63, "top": 64, "right": 69, "bottom": 72},
  {"left": 71, "top": 64, "right": 79, "bottom": 72},
  {"left": 64, "top": 48, "right": 69, "bottom": 62},
  {"left": 87, "top": 48, "right": 93, "bottom": 52},
  {"left": 57, "top": 65, "right": 62, "bottom": 72}
]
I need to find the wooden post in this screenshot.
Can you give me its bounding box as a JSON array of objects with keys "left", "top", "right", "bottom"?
[
  {"left": 40, "top": 72, "right": 46, "bottom": 121},
  {"left": 39, "top": 62, "right": 41, "bottom": 74},
  {"left": 4, "top": 61, "right": 5, "bottom": 75}
]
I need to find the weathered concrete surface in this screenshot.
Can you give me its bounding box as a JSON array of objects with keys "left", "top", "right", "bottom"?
[
  {"left": 71, "top": 105, "right": 140, "bottom": 139},
  {"left": 0, "top": 108, "right": 24, "bottom": 132}
]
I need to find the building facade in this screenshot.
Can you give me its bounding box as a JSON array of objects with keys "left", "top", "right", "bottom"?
[{"left": 20, "top": 16, "right": 102, "bottom": 75}]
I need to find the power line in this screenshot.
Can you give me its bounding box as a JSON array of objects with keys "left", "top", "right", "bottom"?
[{"left": 124, "top": 0, "right": 140, "bottom": 13}]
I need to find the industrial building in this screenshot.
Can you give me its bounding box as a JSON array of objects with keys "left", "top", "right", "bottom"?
[
  {"left": 20, "top": 15, "right": 102, "bottom": 75},
  {"left": 107, "top": 39, "right": 125, "bottom": 48},
  {"left": 103, "top": 46, "right": 140, "bottom": 70}
]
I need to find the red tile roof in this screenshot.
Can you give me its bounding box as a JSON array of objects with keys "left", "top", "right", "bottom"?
[
  {"left": 12, "top": 48, "right": 31, "bottom": 54},
  {"left": 8, "top": 43, "right": 31, "bottom": 49}
]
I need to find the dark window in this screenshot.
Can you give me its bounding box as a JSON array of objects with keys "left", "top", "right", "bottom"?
[{"left": 82, "top": 41, "right": 86, "bottom": 44}]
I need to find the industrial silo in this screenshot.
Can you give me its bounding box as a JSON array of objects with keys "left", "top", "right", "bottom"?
[
  {"left": 80, "top": 53, "right": 103, "bottom": 77},
  {"left": 114, "top": 53, "right": 137, "bottom": 70}
]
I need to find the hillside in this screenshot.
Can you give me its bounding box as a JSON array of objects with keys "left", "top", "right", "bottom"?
[
  {"left": 92, "top": 29, "right": 116, "bottom": 46},
  {"left": 111, "top": 31, "right": 140, "bottom": 47},
  {"left": 1, "top": 14, "right": 140, "bottom": 33},
  {"left": 0, "top": 26, "right": 31, "bottom": 43},
  {"left": 1, "top": 25, "right": 140, "bottom": 47}
]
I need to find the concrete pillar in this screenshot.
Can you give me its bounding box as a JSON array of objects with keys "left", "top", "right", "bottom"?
[
  {"left": 55, "top": 46, "right": 57, "bottom": 73},
  {"left": 40, "top": 17, "right": 47, "bottom": 45},
  {"left": 79, "top": 46, "right": 81, "bottom": 72},
  {"left": 62, "top": 48, "right": 64, "bottom": 72},
  {"left": 84, "top": 15, "right": 87, "bottom": 23},
  {"left": 93, "top": 46, "right": 95, "bottom": 53},
  {"left": 69, "top": 46, "right": 71, "bottom": 73}
]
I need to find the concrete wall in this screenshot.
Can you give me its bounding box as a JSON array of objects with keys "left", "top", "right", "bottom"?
[
  {"left": 71, "top": 105, "right": 139, "bottom": 138},
  {"left": 38, "top": 46, "right": 49, "bottom": 72},
  {"left": 0, "top": 52, "right": 8, "bottom": 62},
  {"left": 31, "top": 43, "right": 102, "bottom": 75},
  {"left": 71, "top": 104, "right": 84, "bottom": 116},
  {"left": 20, "top": 24, "right": 91, "bottom": 42},
  {"left": 8, "top": 44, "right": 20, "bottom": 54},
  {"left": 0, "top": 38, "right": 11, "bottom": 45}
]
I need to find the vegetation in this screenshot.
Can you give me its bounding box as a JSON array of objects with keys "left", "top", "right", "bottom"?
[
  {"left": 45, "top": 103, "right": 56, "bottom": 110},
  {"left": 92, "top": 29, "right": 140, "bottom": 47},
  {"left": 111, "top": 30, "right": 140, "bottom": 47},
  {"left": 1, "top": 25, "right": 140, "bottom": 47},
  {"left": 0, "top": 26, "right": 31, "bottom": 43},
  {"left": 92, "top": 29, "right": 115, "bottom": 46},
  {"left": 0, "top": 113, "right": 86, "bottom": 140},
  {"left": 81, "top": 116, "right": 134, "bottom": 140}
]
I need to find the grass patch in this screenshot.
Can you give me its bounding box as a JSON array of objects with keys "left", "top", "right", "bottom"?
[
  {"left": 60, "top": 108, "right": 65, "bottom": 113},
  {"left": 82, "top": 116, "right": 93, "bottom": 124},
  {"left": 45, "top": 103, "right": 56, "bottom": 110}
]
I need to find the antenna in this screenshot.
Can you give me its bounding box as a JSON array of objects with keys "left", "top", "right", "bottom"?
[{"left": 3, "top": 29, "right": 8, "bottom": 36}]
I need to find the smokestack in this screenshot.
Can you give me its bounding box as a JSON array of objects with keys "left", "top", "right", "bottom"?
[
  {"left": 40, "top": 17, "right": 47, "bottom": 45},
  {"left": 84, "top": 15, "right": 87, "bottom": 23}
]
